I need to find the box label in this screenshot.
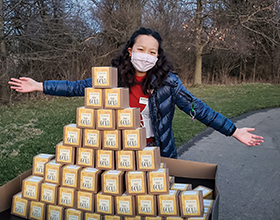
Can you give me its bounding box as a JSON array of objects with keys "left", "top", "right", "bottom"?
[
  {"left": 130, "top": 179, "right": 143, "bottom": 192},
  {"left": 99, "top": 154, "right": 110, "bottom": 167},
  {"left": 152, "top": 177, "right": 165, "bottom": 191},
  {"left": 96, "top": 71, "right": 108, "bottom": 85},
  {"left": 120, "top": 113, "right": 131, "bottom": 126},
  {"left": 59, "top": 149, "right": 70, "bottom": 162},
  {"left": 119, "top": 200, "right": 130, "bottom": 214},
  {"left": 69, "top": 215, "right": 79, "bottom": 220},
  {"left": 140, "top": 200, "right": 152, "bottom": 214},
  {"left": 98, "top": 199, "right": 110, "bottom": 212},
  {"left": 184, "top": 200, "right": 198, "bottom": 214},
  {"left": 100, "top": 114, "right": 111, "bottom": 126},
  {"left": 80, "top": 152, "right": 91, "bottom": 164},
  {"left": 79, "top": 196, "right": 90, "bottom": 209},
  {"left": 31, "top": 206, "right": 42, "bottom": 219},
  {"left": 107, "top": 93, "right": 118, "bottom": 106},
  {"left": 47, "top": 169, "right": 58, "bottom": 182},
  {"left": 15, "top": 202, "right": 25, "bottom": 215},
  {"left": 106, "top": 134, "right": 116, "bottom": 147},
  {"left": 80, "top": 113, "right": 92, "bottom": 126},
  {"left": 120, "top": 155, "right": 131, "bottom": 168},
  {"left": 162, "top": 200, "right": 175, "bottom": 214},
  {"left": 82, "top": 176, "right": 93, "bottom": 190},
  {"left": 50, "top": 210, "right": 60, "bottom": 220},
  {"left": 105, "top": 179, "right": 117, "bottom": 192},
  {"left": 141, "top": 155, "right": 153, "bottom": 168},
  {"left": 87, "top": 133, "right": 97, "bottom": 146},
  {"left": 25, "top": 185, "right": 36, "bottom": 198},
  {"left": 126, "top": 134, "right": 138, "bottom": 147},
  {"left": 67, "top": 131, "right": 78, "bottom": 144},
  {"left": 36, "top": 161, "right": 45, "bottom": 174},
  {"left": 61, "top": 192, "right": 72, "bottom": 205},
  {"left": 89, "top": 92, "right": 100, "bottom": 105},
  {"left": 43, "top": 189, "right": 53, "bottom": 202}
]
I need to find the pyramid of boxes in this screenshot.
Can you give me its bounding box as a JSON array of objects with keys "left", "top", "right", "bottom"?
[{"left": 10, "top": 67, "right": 214, "bottom": 220}]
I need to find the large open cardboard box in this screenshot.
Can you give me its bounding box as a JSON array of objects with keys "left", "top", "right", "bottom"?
[{"left": 0, "top": 157, "right": 219, "bottom": 220}]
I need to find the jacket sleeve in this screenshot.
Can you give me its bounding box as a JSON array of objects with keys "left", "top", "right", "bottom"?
[
  {"left": 174, "top": 77, "right": 236, "bottom": 136},
  {"left": 43, "top": 78, "right": 92, "bottom": 97}
]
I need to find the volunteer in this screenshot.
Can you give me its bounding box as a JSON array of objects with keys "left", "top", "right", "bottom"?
[{"left": 8, "top": 27, "right": 264, "bottom": 158}]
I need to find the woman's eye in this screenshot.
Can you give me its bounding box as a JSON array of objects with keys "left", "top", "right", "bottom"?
[
  {"left": 150, "top": 51, "right": 156, "bottom": 54},
  {"left": 138, "top": 48, "right": 143, "bottom": 51}
]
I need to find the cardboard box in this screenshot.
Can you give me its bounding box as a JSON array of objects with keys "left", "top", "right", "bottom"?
[
  {"left": 104, "top": 88, "right": 129, "bottom": 109},
  {"left": 165, "top": 218, "right": 184, "bottom": 220},
  {"left": 116, "top": 151, "right": 136, "bottom": 171},
  {"left": 96, "top": 150, "right": 115, "bottom": 170},
  {"left": 117, "top": 108, "right": 141, "bottom": 130},
  {"left": 22, "top": 176, "right": 44, "bottom": 201},
  {"left": 122, "top": 127, "right": 146, "bottom": 151},
  {"left": 147, "top": 168, "right": 169, "bottom": 195},
  {"left": 85, "top": 88, "right": 104, "bottom": 109},
  {"left": 29, "top": 201, "right": 46, "bottom": 220},
  {"left": 77, "top": 191, "right": 94, "bottom": 212},
  {"left": 145, "top": 217, "right": 163, "bottom": 220},
  {"left": 136, "top": 195, "right": 157, "bottom": 217},
  {"left": 40, "top": 183, "right": 58, "bottom": 205},
  {"left": 62, "top": 165, "right": 82, "bottom": 189},
  {"left": 55, "top": 142, "right": 76, "bottom": 165},
  {"left": 125, "top": 217, "right": 143, "bottom": 220},
  {"left": 193, "top": 185, "right": 213, "bottom": 200},
  {"left": 76, "top": 107, "right": 96, "bottom": 129},
  {"left": 84, "top": 212, "right": 102, "bottom": 220},
  {"left": 63, "top": 124, "right": 82, "bottom": 147},
  {"left": 11, "top": 192, "right": 30, "bottom": 219},
  {"left": 65, "top": 208, "right": 83, "bottom": 220},
  {"left": 32, "top": 154, "right": 55, "bottom": 177},
  {"left": 103, "top": 130, "right": 122, "bottom": 151},
  {"left": 46, "top": 205, "right": 64, "bottom": 220},
  {"left": 83, "top": 129, "right": 102, "bottom": 149},
  {"left": 1, "top": 158, "right": 220, "bottom": 220},
  {"left": 84, "top": 213, "right": 102, "bottom": 220},
  {"left": 92, "top": 67, "right": 118, "bottom": 89},
  {"left": 126, "top": 171, "right": 147, "bottom": 196},
  {"left": 104, "top": 215, "right": 122, "bottom": 220},
  {"left": 203, "top": 199, "right": 214, "bottom": 209},
  {"left": 79, "top": 168, "right": 102, "bottom": 193},
  {"left": 95, "top": 191, "right": 115, "bottom": 215},
  {"left": 44, "top": 160, "right": 64, "bottom": 185},
  {"left": 157, "top": 190, "right": 180, "bottom": 216},
  {"left": 170, "top": 183, "right": 192, "bottom": 191},
  {"left": 102, "top": 170, "right": 125, "bottom": 196},
  {"left": 179, "top": 190, "right": 204, "bottom": 218},
  {"left": 76, "top": 147, "right": 95, "bottom": 167},
  {"left": 115, "top": 193, "right": 136, "bottom": 217},
  {"left": 96, "top": 109, "right": 116, "bottom": 130},
  {"left": 136, "top": 147, "right": 161, "bottom": 171},
  {"left": 58, "top": 187, "right": 77, "bottom": 208}
]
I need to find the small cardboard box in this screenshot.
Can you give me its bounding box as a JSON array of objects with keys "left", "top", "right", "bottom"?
[
  {"left": 95, "top": 191, "right": 115, "bottom": 215},
  {"left": 104, "top": 88, "right": 129, "bottom": 109},
  {"left": 115, "top": 193, "right": 136, "bottom": 217},
  {"left": 76, "top": 107, "right": 95, "bottom": 129},
  {"left": 103, "top": 130, "right": 122, "bottom": 151},
  {"left": 29, "top": 201, "right": 46, "bottom": 220},
  {"left": 125, "top": 171, "right": 147, "bottom": 195},
  {"left": 63, "top": 124, "right": 82, "bottom": 147},
  {"left": 46, "top": 205, "right": 64, "bottom": 220},
  {"left": 96, "top": 150, "right": 115, "bottom": 170},
  {"left": 11, "top": 192, "right": 30, "bottom": 219},
  {"left": 170, "top": 183, "right": 192, "bottom": 191},
  {"left": 203, "top": 199, "right": 214, "bottom": 209},
  {"left": 44, "top": 160, "right": 64, "bottom": 185},
  {"left": 136, "top": 195, "right": 157, "bottom": 217},
  {"left": 22, "top": 176, "right": 44, "bottom": 201},
  {"left": 136, "top": 147, "right": 161, "bottom": 171},
  {"left": 65, "top": 208, "right": 83, "bottom": 220},
  {"left": 32, "top": 154, "right": 55, "bottom": 177},
  {"left": 179, "top": 190, "right": 204, "bottom": 218},
  {"left": 193, "top": 185, "right": 213, "bottom": 200},
  {"left": 84, "top": 213, "right": 102, "bottom": 220},
  {"left": 77, "top": 191, "right": 94, "bottom": 212},
  {"left": 102, "top": 170, "right": 125, "bottom": 196},
  {"left": 145, "top": 217, "right": 163, "bottom": 220},
  {"left": 55, "top": 142, "right": 76, "bottom": 165},
  {"left": 96, "top": 109, "right": 116, "bottom": 130},
  {"left": 147, "top": 168, "right": 169, "bottom": 195},
  {"left": 79, "top": 168, "right": 102, "bottom": 193},
  {"left": 157, "top": 190, "right": 180, "bottom": 216},
  {"left": 40, "top": 183, "right": 58, "bottom": 205},
  {"left": 117, "top": 108, "right": 141, "bottom": 130},
  {"left": 76, "top": 147, "right": 95, "bottom": 167},
  {"left": 104, "top": 215, "right": 122, "bottom": 220},
  {"left": 92, "top": 67, "right": 118, "bottom": 89},
  {"left": 62, "top": 165, "right": 82, "bottom": 189},
  {"left": 116, "top": 151, "right": 136, "bottom": 171},
  {"left": 122, "top": 127, "right": 146, "bottom": 151},
  {"left": 85, "top": 88, "right": 104, "bottom": 109},
  {"left": 125, "top": 217, "right": 143, "bottom": 220},
  {"left": 165, "top": 218, "right": 184, "bottom": 220},
  {"left": 83, "top": 129, "right": 102, "bottom": 149},
  {"left": 58, "top": 187, "right": 77, "bottom": 208}
]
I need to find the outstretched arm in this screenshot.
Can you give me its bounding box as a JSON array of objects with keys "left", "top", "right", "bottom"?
[
  {"left": 9, "top": 77, "right": 43, "bottom": 93},
  {"left": 232, "top": 128, "right": 264, "bottom": 146}
]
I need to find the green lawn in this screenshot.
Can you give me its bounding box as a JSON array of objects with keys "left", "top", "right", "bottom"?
[{"left": 1, "top": 83, "right": 280, "bottom": 186}]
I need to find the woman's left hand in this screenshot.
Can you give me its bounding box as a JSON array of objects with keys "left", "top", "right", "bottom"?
[{"left": 232, "top": 128, "right": 264, "bottom": 146}]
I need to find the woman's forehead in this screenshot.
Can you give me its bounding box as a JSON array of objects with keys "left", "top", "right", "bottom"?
[{"left": 134, "top": 35, "right": 159, "bottom": 50}]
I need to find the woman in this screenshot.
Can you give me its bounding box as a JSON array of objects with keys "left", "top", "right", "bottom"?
[{"left": 9, "top": 27, "right": 263, "bottom": 158}]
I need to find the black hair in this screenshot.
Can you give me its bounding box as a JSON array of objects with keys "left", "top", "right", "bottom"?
[{"left": 111, "top": 27, "right": 173, "bottom": 95}]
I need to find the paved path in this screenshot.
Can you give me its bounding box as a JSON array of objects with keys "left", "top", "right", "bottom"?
[{"left": 178, "top": 107, "right": 280, "bottom": 220}]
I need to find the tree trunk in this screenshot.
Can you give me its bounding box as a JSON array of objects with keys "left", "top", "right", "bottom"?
[
  {"left": 0, "top": 0, "right": 10, "bottom": 104},
  {"left": 193, "top": 0, "right": 203, "bottom": 85}
]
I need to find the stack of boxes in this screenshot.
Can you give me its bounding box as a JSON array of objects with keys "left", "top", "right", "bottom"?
[{"left": 10, "top": 67, "right": 214, "bottom": 220}]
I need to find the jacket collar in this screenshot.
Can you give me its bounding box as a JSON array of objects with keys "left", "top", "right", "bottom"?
[{"left": 151, "top": 72, "right": 178, "bottom": 89}]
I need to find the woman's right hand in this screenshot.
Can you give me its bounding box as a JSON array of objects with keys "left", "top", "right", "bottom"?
[{"left": 8, "top": 77, "right": 43, "bottom": 93}]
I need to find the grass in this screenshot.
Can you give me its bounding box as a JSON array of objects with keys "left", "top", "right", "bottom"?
[{"left": 1, "top": 83, "right": 280, "bottom": 186}]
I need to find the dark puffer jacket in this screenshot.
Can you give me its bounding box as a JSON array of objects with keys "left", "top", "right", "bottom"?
[{"left": 43, "top": 72, "right": 236, "bottom": 158}]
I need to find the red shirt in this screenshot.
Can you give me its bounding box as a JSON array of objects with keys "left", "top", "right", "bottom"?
[{"left": 129, "top": 75, "right": 154, "bottom": 143}]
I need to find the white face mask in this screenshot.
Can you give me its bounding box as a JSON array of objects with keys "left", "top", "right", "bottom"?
[{"left": 131, "top": 52, "right": 158, "bottom": 73}]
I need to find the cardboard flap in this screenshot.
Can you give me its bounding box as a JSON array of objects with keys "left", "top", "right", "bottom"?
[
  {"left": 0, "top": 169, "right": 32, "bottom": 212},
  {"left": 160, "top": 157, "right": 217, "bottom": 179}
]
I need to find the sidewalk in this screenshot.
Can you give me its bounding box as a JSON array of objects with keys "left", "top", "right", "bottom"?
[{"left": 178, "top": 107, "right": 280, "bottom": 220}]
